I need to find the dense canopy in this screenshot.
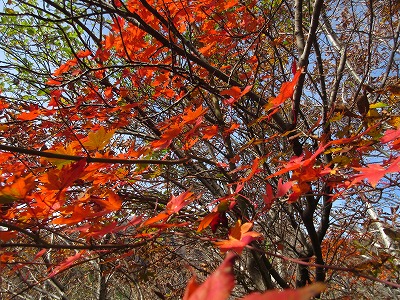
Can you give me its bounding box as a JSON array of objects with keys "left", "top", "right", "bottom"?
[{"left": 0, "top": 0, "right": 399, "bottom": 299}]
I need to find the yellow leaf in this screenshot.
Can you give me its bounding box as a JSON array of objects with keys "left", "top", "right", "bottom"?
[
  {"left": 388, "top": 116, "right": 400, "bottom": 128},
  {"left": 44, "top": 143, "right": 77, "bottom": 168},
  {"left": 84, "top": 127, "right": 115, "bottom": 151},
  {"left": 369, "top": 102, "right": 388, "bottom": 108},
  {"left": 366, "top": 108, "right": 380, "bottom": 118}
]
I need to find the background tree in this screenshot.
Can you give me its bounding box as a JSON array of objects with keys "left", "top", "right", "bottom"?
[{"left": 0, "top": 0, "right": 399, "bottom": 299}]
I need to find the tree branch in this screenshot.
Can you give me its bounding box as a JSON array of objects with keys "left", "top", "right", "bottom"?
[{"left": 0, "top": 144, "right": 189, "bottom": 165}]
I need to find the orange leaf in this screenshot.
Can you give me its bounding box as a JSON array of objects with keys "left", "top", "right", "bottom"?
[
  {"left": 182, "top": 106, "right": 208, "bottom": 124},
  {"left": 166, "top": 190, "right": 195, "bottom": 214},
  {"left": 241, "top": 157, "right": 261, "bottom": 182},
  {"left": 199, "top": 43, "right": 214, "bottom": 55},
  {"left": 0, "top": 230, "right": 17, "bottom": 242},
  {"left": 183, "top": 137, "right": 199, "bottom": 150},
  {"left": 142, "top": 212, "right": 170, "bottom": 226},
  {"left": 183, "top": 252, "right": 236, "bottom": 300},
  {"left": 17, "top": 110, "right": 40, "bottom": 121},
  {"left": 103, "top": 191, "right": 122, "bottom": 211},
  {"left": 202, "top": 125, "right": 219, "bottom": 139},
  {"left": 76, "top": 49, "right": 92, "bottom": 58},
  {"left": 215, "top": 221, "right": 262, "bottom": 254},
  {"left": 0, "top": 175, "right": 35, "bottom": 204},
  {"left": 221, "top": 85, "right": 252, "bottom": 105},
  {"left": 52, "top": 204, "right": 90, "bottom": 225},
  {"left": 151, "top": 123, "right": 182, "bottom": 150},
  {"left": 0, "top": 252, "right": 14, "bottom": 264},
  {"left": 197, "top": 212, "right": 219, "bottom": 232},
  {"left": 53, "top": 59, "right": 77, "bottom": 76},
  {"left": 43, "top": 159, "right": 86, "bottom": 191},
  {"left": 223, "top": 0, "right": 238, "bottom": 9},
  {"left": 223, "top": 123, "right": 240, "bottom": 136},
  {"left": 44, "top": 143, "right": 77, "bottom": 168},
  {"left": 104, "top": 86, "right": 113, "bottom": 99},
  {"left": 0, "top": 98, "right": 9, "bottom": 109}
]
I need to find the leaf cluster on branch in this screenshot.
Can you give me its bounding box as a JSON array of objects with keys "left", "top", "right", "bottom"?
[{"left": 0, "top": 0, "right": 399, "bottom": 298}]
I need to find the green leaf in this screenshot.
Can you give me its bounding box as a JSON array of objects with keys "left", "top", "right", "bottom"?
[
  {"left": 0, "top": 194, "right": 18, "bottom": 204},
  {"left": 370, "top": 102, "right": 387, "bottom": 108}
]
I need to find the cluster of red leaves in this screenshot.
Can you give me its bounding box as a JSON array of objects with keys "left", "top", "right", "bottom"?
[{"left": 184, "top": 252, "right": 326, "bottom": 300}]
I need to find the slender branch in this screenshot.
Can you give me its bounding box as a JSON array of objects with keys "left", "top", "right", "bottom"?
[
  {"left": 248, "top": 245, "right": 400, "bottom": 289},
  {"left": 320, "top": 11, "right": 362, "bottom": 84},
  {"left": 291, "top": 0, "right": 324, "bottom": 127}
]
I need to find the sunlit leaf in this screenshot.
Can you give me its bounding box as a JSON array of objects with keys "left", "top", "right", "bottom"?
[
  {"left": 0, "top": 175, "right": 35, "bottom": 204},
  {"left": 83, "top": 127, "right": 115, "bottom": 151},
  {"left": 214, "top": 220, "right": 262, "bottom": 254}
]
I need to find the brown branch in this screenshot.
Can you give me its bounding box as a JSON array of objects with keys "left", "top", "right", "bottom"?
[
  {"left": 0, "top": 144, "right": 190, "bottom": 165},
  {"left": 0, "top": 241, "right": 147, "bottom": 250},
  {"left": 291, "top": 0, "right": 324, "bottom": 127},
  {"left": 294, "top": 0, "right": 305, "bottom": 54},
  {"left": 248, "top": 245, "right": 400, "bottom": 289}
]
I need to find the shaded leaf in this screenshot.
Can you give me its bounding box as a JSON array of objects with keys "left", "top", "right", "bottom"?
[
  {"left": 197, "top": 212, "right": 219, "bottom": 232},
  {"left": 142, "top": 212, "right": 170, "bottom": 226},
  {"left": 276, "top": 178, "right": 293, "bottom": 198},
  {"left": 48, "top": 251, "right": 85, "bottom": 277},
  {"left": 42, "top": 159, "right": 86, "bottom": 191}
]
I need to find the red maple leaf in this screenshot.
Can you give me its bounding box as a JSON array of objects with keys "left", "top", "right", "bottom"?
[
  {"left": 76, "top": 49, "right": 92, "bottom": 58},
  {"left": 182, "top": 106, "right": 208, "bottom": 124},
  {"left": 43, "top": 159, "right": 86, "bottom": 191},
  {"left": 221, "top": 85, "right": 252, "bottom": 105},
  {"left": 381, "top": 127, "right": 400, "bottom": 149},
  {"left": 183, "top": 252, "right": 236, "bottom": 300},
  {"left": 351, "top": 157, "right": 400, "bottom": 188},
  {"left": 151, "top": 123, "right": 182, "bottom": 150},
  {"left": 273, "top": 68, "right": 302, "bottom": 106},
  {"left": 202, "top": 125, "right": 219, "bottom": 140},
  {"left": 166, "top": 190, "right": 195, "bottom": 214},
  {"left": 48, "top": 251, "right": 86, "bottom": 278}
]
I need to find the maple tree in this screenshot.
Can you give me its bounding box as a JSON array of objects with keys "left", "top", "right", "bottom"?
[{"left": 0, "top": 0, "right": 399, "bottom": 298}]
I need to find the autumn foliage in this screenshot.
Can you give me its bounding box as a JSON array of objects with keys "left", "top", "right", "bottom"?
[{"left": 0, "top": 0, "right": 399, "bottom": 298}]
